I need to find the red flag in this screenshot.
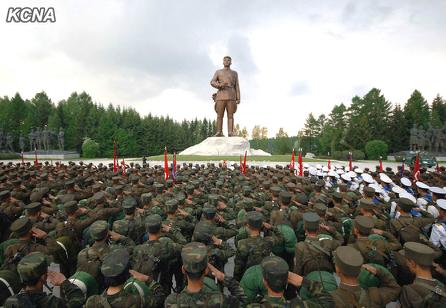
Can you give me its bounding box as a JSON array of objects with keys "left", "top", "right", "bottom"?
[
  {"left": 328, "top": 159, "right": 331, "bottom": 170},
  {"left": 113, "top": 141, "right": 117, "bottom": 172},
  {"left": 164, "top": 146, "right": 169, "bottom": 181},
  {"left": 298, "top": 149, "right": 303, "bottom": 176},
  {"left": 289, "top": 148, "right": 295, "bottom": 171},
  {"left": 379, "top": 156, "right": 383, "bottom": 172},
  {"left": 349, "top": 152, "right": 353, "bottom": 171},
  {"left": 34, "top": 147, "right": 38, "bottom": 166},
  {"left": 413, "top": 153, "right": 420, "bottom": 181},
  {"left": 243, "top": 151, "right": 247, "bottom": 174},
  {"left": 436, "top": 161, "right": 440, "bottom": 173}
]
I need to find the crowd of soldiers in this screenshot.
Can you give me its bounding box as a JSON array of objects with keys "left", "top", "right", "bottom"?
[{"left": 0, "top": 159, "right": 445, "bottom": 307}]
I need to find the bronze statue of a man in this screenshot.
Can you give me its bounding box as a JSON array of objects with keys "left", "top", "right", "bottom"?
[{"left": 210, "top": 56, "right": 240, "bottom": 137}]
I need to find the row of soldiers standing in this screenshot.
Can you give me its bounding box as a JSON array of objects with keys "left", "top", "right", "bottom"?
[{"left": 0, "top": 160, "right": 445, "bottom": 307}]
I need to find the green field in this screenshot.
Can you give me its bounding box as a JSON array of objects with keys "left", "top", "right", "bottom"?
[{"left": 143, "top": 154, "right": 327, "bottom": 162}]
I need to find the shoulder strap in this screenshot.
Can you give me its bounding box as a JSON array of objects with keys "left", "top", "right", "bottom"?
[
  {"left": 305, "top": 239, "right": 331, "bottom": 257},
  {"left": 413, "top": 281, "right": 446, "bottom": 298}
]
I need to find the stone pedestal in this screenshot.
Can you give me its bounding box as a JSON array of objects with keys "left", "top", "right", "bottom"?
[
  {"left": 179, "top": 137, "right": 271, "bottom": 156},
  {"left": 22, "top": 150, "right": 80, "bottom": 160}
]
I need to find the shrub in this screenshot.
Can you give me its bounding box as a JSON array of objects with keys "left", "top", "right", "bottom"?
[
  {"left": 365, "top": 140, "right": 388, "bottom": 160},
  {"left": 82, "top": 138, "right": 100, "bottom": 158}
]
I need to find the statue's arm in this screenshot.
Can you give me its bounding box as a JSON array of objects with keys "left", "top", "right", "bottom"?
[
  {"left": 235, "top": 72, "right": 240, "bottom": 102},
  {"left": 210, "top": 71, "right": 221, "bottom": 89}
]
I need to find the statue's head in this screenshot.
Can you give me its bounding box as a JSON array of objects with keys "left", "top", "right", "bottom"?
[{"left": 223, "top": 56, "right": 232, "bottom": 68}]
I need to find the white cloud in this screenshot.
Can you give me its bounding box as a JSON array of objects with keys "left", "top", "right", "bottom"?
[{"left": 0, "top": 0, "right": 445, "bottom": 138}]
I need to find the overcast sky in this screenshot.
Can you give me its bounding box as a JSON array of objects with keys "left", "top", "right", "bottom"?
[{"left": 1, "top": 0, "right": 445, "bottom": 137}]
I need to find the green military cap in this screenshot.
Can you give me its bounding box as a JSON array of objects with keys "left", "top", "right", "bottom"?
[
  {"left": 11, "top": 179, "right": 21, "bottom": 186},
  {"left": 192, "top": 222, "right": 213, "bottom": 244},
  {"left": 176, "top": 192, "right": 186, "bottom": 204},
  {"left": 202, "top": 205, "right": 217, "bottom": 216},
  {"left": 261, "top": 256, "right": 288, "bottom": 291},
  {"left": 165, "top": 199, "right": 178, "bottom": 212},
  {"left": 112, "top": 220, "right": 129, "bottom": 236},
  {"left": 16, "top": 252, "right": 48, "bottom": 282},
  {"left": 208, "top": 194, "right": 219, "bottom": 207},
  {"left": 359, "top": 199, "right": 374, "bottom": 211},
  {"left": 166, "top": 179, "right": 174, "bottom": 188},
  {"left": 112, "top": 176, "right": 121, "bottom": 181},
  {"left": 300, "top": 271, "right": 337, "bottom": 300},
  {"left": 401, "top": 242, "right": 436, "bottom": 267},
  {"left": 24, "top": 202, "right": 42, "bottom": 211},
  {"left": 286, "top": 182, "right": 296, "bottom": 190},
  {"left": 332, "top": 192, "right": 343, "bottom": 202},
  {"left": 358, "top": 263, "right": 391, "bottom": 290},
  {"left": 105, "top": 187, "right": 116, "bottom": 196},
  {"left": 246, "top": 211, "right": 264, "bottom": 229},
  {"left": 344, "top": 192, "right": 358, "bottom": 202},
  {"left": 354, "top": 216, "right": 374, "bottom": 235},
  {"left": 398, "top": 197, "right": 415, "bottom": 212},
  {"left": 93, "top": 191, "right": 105, "bottom": 203},
  {"left": 64, "top": 200, "right": 78, "bottom": 214},
  {"left": 363, "top": 186, "right": 375, "bottom": 197},
  {"left": 314, "top": 203, "right": 327, "bottom": 216},
  {"left": 145, "top": 214, "right": 162, "bottom": 232},
  {"left": 10, "top": 217, "right": 32, "bottom": 236},
  {"left": 186, "top": 185, "right": 194, "bottom": 194},
  {"left": 316, "top": 179, "right": 325, "bottom": 187},
  {"left": 303, "top": 212, "right": 320, "bottom": 231},
  {"left": 89, "top": 220, "right": 109, "bottom": 240},
  {"left": 69, "top": 271, "right": 98, "bottom": 297},
  {"left": 279, "top": 191, "right": 292, "bottom": 204},
  {"left": 262, "top": 181, "right": 271, "bottom": 189},
  {"left": 79, "top": 199, "right": 88, "bottom": 207},
  {"left": 181, "top": 242, "right": 208, "bottom": 274},
  {"left": 29, "top": 191, "right": 43, "bottom": 203},
  {"left": 65, "top": 179, "right": 75, "bottom": 187},
  {"left": 334, "top": 246, "right": 363, "bottom": 277},
  {"left": 101, "top": 248, "right": 130, "bottom": 278},
  {"left": 140, "top": 193, "right": 152, "bottom": 204},
  {"left": 122, "top": 196, "right": 137, "bottom": 209},
  {"left": 243, "top": 186, "right": 253, "bottom": 193},
  {"left": 114, "top": 185, "right": 124, "bottom": 193},
  {"left": 154, "top": 183, "right": 164, "bottom": 192},
  {"left": 0, "top": 190, "right": 11, "bottom": 200},
  {"left": 0, "top": 270, "right": 21, "bottom": 299},
  {"left": 270, "top": 186, "right": 281, "bottom": 197}
]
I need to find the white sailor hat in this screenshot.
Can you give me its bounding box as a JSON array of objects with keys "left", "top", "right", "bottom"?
[
  {"left": 436, "top": 199, "right": 446, "bottom": 210},
  {"left": 322, "top": 166, "right": 329, "bottom": 172},
  {"left": 400, "top": 192, "right": 416, "bottom": 204},
  {"left": 379, "top": 173, "right": 392, "bottom": 184},
  {"left": 309, "top": 168, "right": 317, "bottom": 176},
  {"left": 316, "top": 164, "right": 322, "bottom": 170},
  {"left": 400, "top": 177, "right": 412, "bottom": 187},
  {"left": 336, "top": 169, "right": 345, "bottom": 175},
  {"left": 328, "top": 170, "right": 338, "bottom": 178},
  {"left": 361, "top": 173, "right": 375, "bottom": 184},
  {"left": 415, "top": 181, "right": 430, "bottom": 190},
  {"left": 347, "top": 171, "right": 357, "bottom": 178},
  {"left": 316, "top": 170, "right": 324, "bottom": 177},
  {"left": 369, "top": 183, "right": 384, "bottom": 194},
  {"left": 391, "top": 186, "right": 405, "bottom": 195},
  {"left": 303, "top": 163, "right": 310, "bottom": 169},
  {"left": 429, "top": 186, "right": 446, "bottom": 195},
  {"left": 354, "top": 168, "right": 363, "bottom": 174},
  {"left": 341, "top": 174, "right": 351, "bottom": 182}
]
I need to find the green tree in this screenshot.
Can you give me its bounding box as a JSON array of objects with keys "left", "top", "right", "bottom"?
[
  {"left": 82, "top": 138, "right": 100, "bottom": 158},
  {"left": 365, "top": 140, "right": 388, "bottom": 160},
  {"left": 404, "top": 90, "right": 430, "bottom": 129},
  {"left": 431, "top": 94, "right": 446, "bottom": 128}
]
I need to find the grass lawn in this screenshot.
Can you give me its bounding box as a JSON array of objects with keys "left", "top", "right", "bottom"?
[{"left": 140, "top": 154, "right": 328, "bottom": 162}]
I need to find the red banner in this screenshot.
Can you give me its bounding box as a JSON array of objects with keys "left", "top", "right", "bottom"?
[{"left": 164, "top": 146, "right": 169, "bottom": 181}]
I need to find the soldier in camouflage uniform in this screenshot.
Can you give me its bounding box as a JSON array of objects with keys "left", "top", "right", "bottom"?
[
  {"left": 4, "top": 251, "right": 85, "bottom": 308},
  {"left": 247, "top": 256, "right": 334, "bottom": 307},
  {"left": 164, "top": 242, "right": 247, "bottom": 307},
  {"left": 119, "top": 196, "right": 146, "bottom": 244},
  {"left": 234, "top": 211, "right": 283, "bottom": 281},
  {"left": 85, "top": 248, "right": 159, "bottom": 308}
]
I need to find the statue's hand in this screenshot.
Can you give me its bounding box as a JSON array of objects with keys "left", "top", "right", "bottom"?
[{"left": 236, "top": 100, "right": 240, "bottom": 104}]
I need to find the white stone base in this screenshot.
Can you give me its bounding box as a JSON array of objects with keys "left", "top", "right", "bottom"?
[
  {"left": 23, "top": 151, "right": 80, "bottom": 160},
  {"left": 179, "top": 137, "right": 271, "bottom": 156}
]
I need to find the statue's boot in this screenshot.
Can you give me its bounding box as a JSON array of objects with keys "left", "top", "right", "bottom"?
[
  {"left": 214, "top": 117, "right": 224, "bottom": 137},
  {"left": 228, "top": 118, "right": 234, "bottom": 137}
]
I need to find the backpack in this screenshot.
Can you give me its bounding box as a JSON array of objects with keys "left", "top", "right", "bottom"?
[
  {"left": 76, "top": 246, "right": 107, "bottom": 280},
  {"left": 245, "top": 237, "right": 272, "bottom": 269},
  {"left": 4, "top": 292, "right": 37, "bottom": 308},
  {"left": 301, "top": 238, "right": 334, "bottom": 275},
  {"left": 414, "top": 280, "right": 446, "bottom": 308},
  {"left": 392, "top": 217, "right": 423, "bottom": 244},
  {"left": 131, "top": 242, "right": 162, "bottom": 278}
]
